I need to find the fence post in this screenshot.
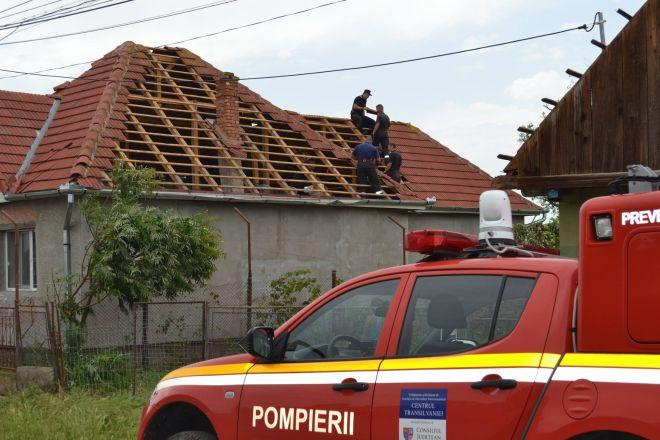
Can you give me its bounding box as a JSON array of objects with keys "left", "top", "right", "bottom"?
[
  {"left": 141, "top": 303, "right": 148, "bottom": 370},
  {"left": 44, "top": 303, "right": 57, "bottom": 388},
  {"left": 331, "top": 270, "right": 338, "bottom": 288},
  {"left": 202, "top": 301, "right": 208, "bottom": 360},
  {"left": 132, "top": 306, "right": 137, "bottom": 397},
  {"left": 54, "top": 306, "right": 66, "bottom": 391}
]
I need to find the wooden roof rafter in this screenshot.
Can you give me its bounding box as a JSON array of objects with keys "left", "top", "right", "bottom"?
[{"left": 118, "top": 50, "right": 253, "bottom": 193}]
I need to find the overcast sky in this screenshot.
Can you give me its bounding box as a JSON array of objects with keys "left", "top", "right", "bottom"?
[{"left": 0, "top": 0, "right": 647, "bottom": 177}]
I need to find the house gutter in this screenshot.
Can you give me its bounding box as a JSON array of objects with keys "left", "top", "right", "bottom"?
[
  {"left": 5, "top": 187, "right": 431, "bottom": 211},
  {"left": 3, "top": 187, "right": 539, "bottom": 216}
]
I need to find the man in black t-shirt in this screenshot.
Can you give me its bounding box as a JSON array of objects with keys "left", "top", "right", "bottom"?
[
  {"left": 372, "top": 104, "right": 391, "bottom": 156},
  {"left": 350, "top": 89, "right": 376, "bottom": 133},
  {"left": 385, "top": 143, "right": 403, "bottom": 183}
]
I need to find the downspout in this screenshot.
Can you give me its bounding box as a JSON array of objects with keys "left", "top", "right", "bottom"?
[{"left": 63, "top": 193, "right": 74, "bottom": 294}]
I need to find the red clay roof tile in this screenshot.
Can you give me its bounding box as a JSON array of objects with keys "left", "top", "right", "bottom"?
[{"left": 0, "top": 42, "right": 538, "bottom": 212}]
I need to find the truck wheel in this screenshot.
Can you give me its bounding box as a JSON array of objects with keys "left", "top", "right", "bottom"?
[{"left": 167, "top": 431, "right": 216, "bottom": 440}]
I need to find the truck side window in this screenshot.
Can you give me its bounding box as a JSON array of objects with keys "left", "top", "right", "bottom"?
[
  {"left": 398, "top": 275, "right": 535, "bottom": 356},
  {"left": 283, "top": 279, "right": 399, "bottom": 361}
]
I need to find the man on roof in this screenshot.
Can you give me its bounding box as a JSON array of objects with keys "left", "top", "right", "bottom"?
[
  {"left": 372, "top": 104, "right": 391, "bottom": 157},
  {"left": 385, "top": 143, "right": 403, "bottom": 183},
  {"left": 350, "top": 89, "right": 377, "bottom": 133},
  {"left": 352, "top": 135, "right": 385, "bottom": 196}
]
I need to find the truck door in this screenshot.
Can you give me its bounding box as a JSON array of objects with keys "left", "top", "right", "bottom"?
[
  {"left": 372, "top": 272, "right": 558, "bottom": 440},
  {"left": 237, "top": 276, "right": 406, "bottom": 439}
]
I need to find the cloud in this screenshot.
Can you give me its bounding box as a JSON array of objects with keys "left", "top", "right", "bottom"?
[
  {"left": 506, "top": 70, "right": 571, "bottom": 102},
  {"left": 418, "top": 101, "right": 544, "bottom": 176}
]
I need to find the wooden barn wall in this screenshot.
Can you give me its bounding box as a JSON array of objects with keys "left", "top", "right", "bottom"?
[{"left": 518, "top": 0, "right": 660, "bottom": 177}]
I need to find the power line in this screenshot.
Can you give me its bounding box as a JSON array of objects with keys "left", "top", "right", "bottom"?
[
  {"left": 166, "top": 0, "right": 348, "bottom": 46},
  {"left": 241, "top": 25, "right": 590, "bottom": 80},
  {"left": 0, "top": 0, "right": 136, "bottom": 30},
  {"left": 0, "top": 24, "right": 593, "bottom": 85},
  {"left": 0, "top": 1, "right": 36, "bottom": 16},
  {"left": 0, "top": 1, "right": 105, "bottom": 37},
  {"left": 0, "top": 0, "right": 239, "bottom": 41},
  {"left": 0, "top": 0, "right": 348, "bottom": 79},
  {"left": 0, "top": 0, "right": 67, "bottom": 22}
]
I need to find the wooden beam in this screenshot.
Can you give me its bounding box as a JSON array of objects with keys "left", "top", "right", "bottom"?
[
  {"left": 124, "top": 113, "right": 189, "bottom": 190},
  {"left": 136, "top": 84, "right": 221, "bottom": 191}
]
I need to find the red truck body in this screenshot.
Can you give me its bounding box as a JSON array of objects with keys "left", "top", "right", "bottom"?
[{"left": 138, "top": 190, "right": 660, "bottom": 440}]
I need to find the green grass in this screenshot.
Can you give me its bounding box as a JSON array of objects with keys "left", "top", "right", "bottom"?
[{"left": 0, "top": 387, "right": 152, "bottom": 440}]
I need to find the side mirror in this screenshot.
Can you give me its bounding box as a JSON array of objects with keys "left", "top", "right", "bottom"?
[{"left": 247, "top": 327, "right": 275, "bottom": 360}]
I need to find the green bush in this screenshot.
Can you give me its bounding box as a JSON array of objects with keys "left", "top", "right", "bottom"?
[
  {"left": 65, "top": 349, "right": 131, "bottom": 392},
  {"left": 256, "top": 270, "right": 322, "bottom": 328}
]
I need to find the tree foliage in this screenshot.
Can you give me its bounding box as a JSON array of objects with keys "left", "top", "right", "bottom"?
[
  {"left": 256, "top": 270, "right": 322, "bottom": 328},
  {"left": 57, "top": 165, "right": 222, "bottom": 326},
  {"left": 513, "top": 197, "right": 560, "bottom": 251}
]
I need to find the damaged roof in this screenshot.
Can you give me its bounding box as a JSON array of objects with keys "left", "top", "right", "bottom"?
[{"left": 0, "top": 41, "right": 537, "bottom": 212}]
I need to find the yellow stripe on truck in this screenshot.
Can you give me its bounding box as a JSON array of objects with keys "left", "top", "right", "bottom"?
[
  {"left": 162, "top": 363, "right": 253, "bottom": 380},
  {"left": 161, "top": 352, "right": 563, "bottom": 381},
  {"left": 540, "top": 353, "right": 561, "bottom": 369},
  {"left": 562, "top": 353, "right": 660, "bottom": 369},
  {"left": 249, "top": 359, "right": 381, "bottom": 374},
  {"left": 380, "top": 352, "right": 548, "bottom": 371}
]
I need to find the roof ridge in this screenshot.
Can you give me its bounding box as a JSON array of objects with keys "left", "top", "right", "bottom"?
[{"left": 69, "top": 41, "right": 138, "bottom": 182}]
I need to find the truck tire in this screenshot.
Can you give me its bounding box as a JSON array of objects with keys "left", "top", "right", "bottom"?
[{"left": 167, "top": 431, "right": 216, "bottom": 440}]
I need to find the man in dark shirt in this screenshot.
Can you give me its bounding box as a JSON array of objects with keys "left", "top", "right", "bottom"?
[
  {"left": 385, "top": 143, "right": 403, "bottom": 183},
  {"left": 350, "top": 89, "right": 376, "bottom": 133},
  {"left": 372, "top": 104, "right": 391, "bottom": 157},
  {"left": 352, "top": 136, "right": 385, "bottom": 195}
]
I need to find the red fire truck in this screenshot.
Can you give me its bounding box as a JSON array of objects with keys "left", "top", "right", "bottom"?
[{"left": 138, "top": 173, "right": 660, "bottom": 440}]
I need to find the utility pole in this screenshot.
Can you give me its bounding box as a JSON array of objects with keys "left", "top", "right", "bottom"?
[{"left": 597, "top": 12, "right": 606, "bottom": 45}]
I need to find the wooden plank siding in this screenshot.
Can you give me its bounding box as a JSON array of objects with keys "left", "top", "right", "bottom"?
[{"left": 497, "top": 0, "right": 660, "bottom": 190}]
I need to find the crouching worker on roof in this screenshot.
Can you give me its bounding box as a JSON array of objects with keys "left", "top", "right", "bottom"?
[
  {"left": 350, "top": 89, "right": 376, "bottom": 133},
  {"left": 353, "top": 136, "right": 385, "bottom": 196},
  {"left": 385, "top": 143, "right": 403, "bottom": 183}
]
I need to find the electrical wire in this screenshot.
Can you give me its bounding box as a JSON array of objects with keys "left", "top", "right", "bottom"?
[
  {"left": 0, "top": 0, "right": 348, "bottom": 79},
  {"left": 0, "top": 1, "right": 35, "bottom": 16},
  {"left": 0, "top": 0, "right": 105, "bottom": 40},
  {"left": 0, "top": 0, "right": 67, "bottom": 22},
  {"left": 165, "top": 0, "right": 347, "bottom": 46},
  {"left": 0, "top": 0, "right": 239, "bottom": 42},
  {"left": 0, "top": 23, "right": 592, "bottom": 84},
  {"left": 241, "top": 25, "right": 589, "bottom": 80},
  {"left": 0, "top": 0, "right": 136, "bottom": 30},
  {"left": 584, "top": 12, "right": 600, "bottom": 32}
]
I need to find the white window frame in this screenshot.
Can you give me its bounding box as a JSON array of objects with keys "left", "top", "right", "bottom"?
[{"left": 4, "top": 229, "right": 37, "bottom": 291}]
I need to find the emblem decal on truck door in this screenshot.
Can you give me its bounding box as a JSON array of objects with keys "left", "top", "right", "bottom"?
[{"left": 399, "top": 389, "right": 447, "bottom": 440}]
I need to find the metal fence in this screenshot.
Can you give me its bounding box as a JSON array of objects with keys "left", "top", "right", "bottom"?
[{"left": 0, "top": 274, "right": 331, "bottom": 394}]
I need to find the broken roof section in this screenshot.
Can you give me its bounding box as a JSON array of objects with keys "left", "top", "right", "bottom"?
[{"left": 2, "top": 41, "right": 537, "bottom": 212}]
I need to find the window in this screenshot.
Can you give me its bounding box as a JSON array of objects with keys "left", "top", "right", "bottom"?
[
  {"left": 398, "top": 275, "right": 535, "bottom": 356},
  {"left": 283, "top": 279, "right": 399, "bottom": 361},
  {"left": 4, "top": 230, "right": 37, "bottom": 290}
]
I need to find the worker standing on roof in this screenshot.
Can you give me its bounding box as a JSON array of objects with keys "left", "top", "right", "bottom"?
[
  {"left": 372, "top": 104, "right": 391, "bottom": 157},
  {"left": 385, "top": 143, "right": 403, "bottom": 183},
  {"left": 350, "top": 89, "right": 377, "bottom": 133},
  {"left": 353, "top": 135, "right": 385, "bottom": 195}
]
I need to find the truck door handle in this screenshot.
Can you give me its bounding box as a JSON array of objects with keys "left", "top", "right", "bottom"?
[
  {"left": 332, "top": 381, "right": 369, "bottom": 392},
  {"left": 471, "top": 379, "right": 517, "bottom": 390}
]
